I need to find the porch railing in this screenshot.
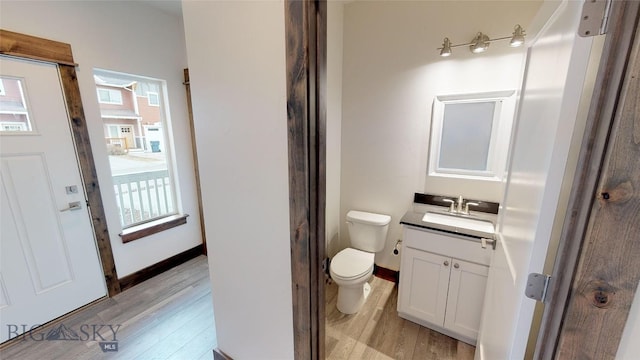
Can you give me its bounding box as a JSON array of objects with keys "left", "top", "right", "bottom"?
[{"left": 112, "top": 170, "right": 175, "bottom": 226}]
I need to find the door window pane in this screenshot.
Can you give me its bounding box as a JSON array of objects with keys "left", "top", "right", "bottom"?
[
  {"left": 94, "top": 70, "right": 178, "bottom": 228},
  {"left": 0, "top": 77, "right": 33, "bottom": 133}
]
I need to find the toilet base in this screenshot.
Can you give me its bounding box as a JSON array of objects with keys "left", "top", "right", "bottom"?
[{"left": 336, "top": 281, "right": 371, "bottom": 314}]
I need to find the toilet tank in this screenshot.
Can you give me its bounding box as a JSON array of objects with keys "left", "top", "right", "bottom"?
[{"left": 346, "top": 210, "right": 391, "bottom": 253}]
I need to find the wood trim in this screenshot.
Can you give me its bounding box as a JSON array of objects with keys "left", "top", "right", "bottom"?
[
  {"left": 118, "top": 244, "right": 204, "bottom": 291},
  {"left": 535, "top": 2, "right": 640, "bottom": 358},
  {"left": 1, "top": 29, "right": 120, "bottom": 296},
  {"left": 284, "top": 1, "right": 327, "bottom": 359},
  {"left": 314, "top": 3, "right": 327, "bottom": 359},
  {"left": 119, "top": 214, "right": 189, "bottom": 243},
  {"left": 0, "top": 29, "right": 76, "bottom": 66},
  {"left": 373, "top": 265, "right": 400, "bottom": 284},
  {"left": 183, "top": 68, "right": 207, "bottom": 255},
  {"left": 59, "top": 64, "right": 121, "bottom": 296}
]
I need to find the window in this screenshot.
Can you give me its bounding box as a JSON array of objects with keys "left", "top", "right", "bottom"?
[
  {"left": 97, "top": 88, "right": 123, "bottom": 104},
  {"left": 94, "top": 70, "right": 180, "bottom": 232},
  {"left": 0, "top": 77, "right": 33, "bottom": 133},
  {"left": 147, "top": 92, "right": 160, "bottom": 106},
  {"left": 428, "top": 91, "right": 516, "bottom": 181}
]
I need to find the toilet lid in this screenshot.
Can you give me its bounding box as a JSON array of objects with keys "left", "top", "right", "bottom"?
[{"left": 331, "top": 248, "right": 374, "bottom": 279}]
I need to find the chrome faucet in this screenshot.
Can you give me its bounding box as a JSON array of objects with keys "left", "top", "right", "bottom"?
[
  {"left": 443, "top": 196, "right": 465, "bottom": 214},
  {"left": 442, "top": 198, "right": 456, "bottom": 213},
  {"left": 456, "top": 195, "right": 464, "bottom": 214},
  {"left": 443, "top": 196, "right": 478, "bottom": 215},
  {"left": 463, "top": 201, "right": 479, "bottom": 215}
]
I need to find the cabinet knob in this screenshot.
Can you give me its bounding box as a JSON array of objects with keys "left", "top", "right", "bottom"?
[
  {"left": 454, "top": 263, "right": 460, "bottom": 269},
  {"left": 444, "top": 261, "right": 449, "bottom": 266}
]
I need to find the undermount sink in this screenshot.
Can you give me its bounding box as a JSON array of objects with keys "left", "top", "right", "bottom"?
[{"left": 421, "top": 211, "right": 495, "bottom": 239}]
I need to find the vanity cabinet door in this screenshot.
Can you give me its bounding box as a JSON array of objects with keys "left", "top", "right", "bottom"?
[
  {"left": 398, "top": 246, "right": 451, "bottom": 326},
  {"left": 443, "top": 259, "right": 489, "bottom": 340}
]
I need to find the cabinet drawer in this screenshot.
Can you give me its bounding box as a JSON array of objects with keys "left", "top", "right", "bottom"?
[{"left": 403, "top": 226, "right": 491, "bottom": 266}]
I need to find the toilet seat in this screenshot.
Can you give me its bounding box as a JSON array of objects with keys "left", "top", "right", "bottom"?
[{"left": 330, "top": 248, "right": 374, "bottom": 280}]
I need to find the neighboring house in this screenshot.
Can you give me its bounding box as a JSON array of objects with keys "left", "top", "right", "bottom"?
[{"left": 95, "top": 74, "right": 164, "bottom": 153}]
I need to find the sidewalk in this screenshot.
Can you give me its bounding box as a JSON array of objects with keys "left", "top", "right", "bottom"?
[{"left": 109, "top": 151, "right": 167, "bottom": 176}]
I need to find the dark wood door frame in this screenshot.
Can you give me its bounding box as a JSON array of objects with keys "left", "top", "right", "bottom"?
[
  {"left": 182, "top": 68, "right": 207, "bottom": 255},
  {"left": 536, "top": 1, "right": 640, "bottom": 358},
  {"left": 0, "top": 29, "right": 121, "bottom": 296},
  {"left": 284, "top": 0, "right": 327, "bottom": 359}
]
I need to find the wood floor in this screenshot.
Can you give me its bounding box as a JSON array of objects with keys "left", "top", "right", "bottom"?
[
  {"left": 2, "top": 256, "right": 472, "bottom": 360},
  {"left": 326, "top": 276, "right": 475, "bottom": 360},
  {"left": 0, "top": 255, "right": 216, "bottom": 360}
]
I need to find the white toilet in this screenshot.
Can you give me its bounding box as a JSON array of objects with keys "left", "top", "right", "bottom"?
[{"left": 330, "top": 210, "right": 391, "bottom": 314}]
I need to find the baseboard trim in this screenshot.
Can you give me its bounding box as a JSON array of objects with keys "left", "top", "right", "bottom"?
[
  {"left": 119, "top": 244, "right": 205, "bottom": 291},
  {"left": 213, "top": 348, "right": 233, "bottom": 360},
  {"left": 374, "top": 264, "right": 399, "bottom": 283}
]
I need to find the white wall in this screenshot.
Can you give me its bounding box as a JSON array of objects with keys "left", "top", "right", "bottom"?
[
  {"left": 0, "top": 1, "right": 202, "bottom": 277},
  {"left": 327, "top": 1, "right": 344, "bottom": 258},
  {"left": 340, "top": 1, "right": 541, "bottom": 270},
  {"left": 182, "top": 1, "right": 294, "bottom": 358}
]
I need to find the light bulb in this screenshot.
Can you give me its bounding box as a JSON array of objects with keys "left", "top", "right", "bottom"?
[
  {"left": 440, "top": 37, "right": 452, "bottom": 57},
  {"left": 510, "top": 25, "right": 525, "bottom": 47},
  {"left": 469, "top": 33, "right": 490, "bottom": 54}
]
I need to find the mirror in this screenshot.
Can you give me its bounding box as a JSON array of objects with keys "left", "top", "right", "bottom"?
[{"left": 428, "top": 90, "right": 516, "bottom": 181}]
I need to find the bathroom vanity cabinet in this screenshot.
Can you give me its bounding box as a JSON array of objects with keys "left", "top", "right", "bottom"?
[{"left": 397, "top": 225, "right": 491, "bottom": 345}]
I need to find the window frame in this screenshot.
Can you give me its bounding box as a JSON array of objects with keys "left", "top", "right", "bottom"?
[
  {"left": 428, "top": 90, "right": 516, "bottom": 182},
  {"left": 94, "top": 69, "right": 183, "bottom": 238},
  {"left": 147, "top": 91, "right": 160, "bottom": 106},
  {"left": 97, "top": 87, "right": 123, "bottom": 105}
]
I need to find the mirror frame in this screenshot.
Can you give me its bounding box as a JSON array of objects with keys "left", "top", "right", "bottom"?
[{"left": 428, "top": 90, "right": 516, "bottom": 181}]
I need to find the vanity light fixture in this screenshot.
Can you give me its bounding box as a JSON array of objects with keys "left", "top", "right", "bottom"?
[
  {"left": 509, "top": 24, "right": 526, "bottom": 47},
  {"left": 440, "top": 37, "right": 452, "bottom": 57},
  {"left": 469, "top": 32, "right": 490, "bottom": 53},
  {"left": 437, "top": 24, "right": 526, "bottom": 57}
]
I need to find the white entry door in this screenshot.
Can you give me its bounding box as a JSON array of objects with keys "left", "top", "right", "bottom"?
[
  {"left": 119, "top": 125, "right": 135, "bottom": 149},
  {"left": 0, "top": 57, "right": 106, "bottom": 342},
  {"left": 475, "top": 1, "right": 597, "bottom": 359}
]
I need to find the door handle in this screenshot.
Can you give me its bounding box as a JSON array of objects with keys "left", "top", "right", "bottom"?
[{"left": 60, "top": 201, "right": 82, "bottom": 212}]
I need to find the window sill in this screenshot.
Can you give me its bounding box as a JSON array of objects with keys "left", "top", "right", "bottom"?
[
  {"left": 427, "top": 171, "right": 503, "bottom": 182},
  {"left": 119, "top": 214, "right": 189, "bottom": 243}
]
